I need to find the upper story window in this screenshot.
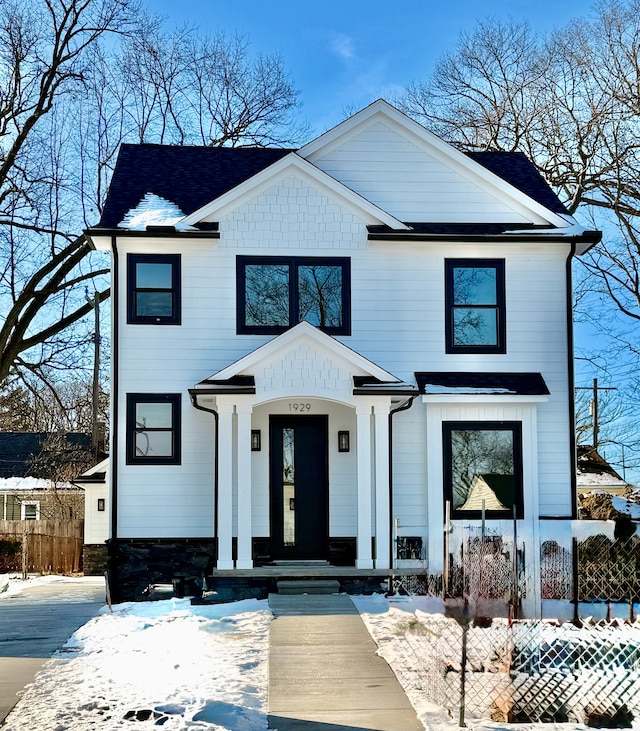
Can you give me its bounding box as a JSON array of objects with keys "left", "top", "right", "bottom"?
[
  {"left": 237, "top": 256, "right": 351, "bottom": 335},
  {"left": 443, "top": 421, "right": 523, "bottom": 519},
  {"left": 445, "top": 259, "right": 505, "bottom": 354},
  {"left": 126, "top": 393, "right": 182, "bottom": 465},
  {"left": 127, "top": 254, "right": 181, "bottom": 325}
]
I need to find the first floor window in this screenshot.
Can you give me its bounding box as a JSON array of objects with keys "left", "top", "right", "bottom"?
[
  {"left": 237, "top": 256, "right": 351, "bottom": 334},
  {"left": 445, "top": 259, "right": 505, "bottom": 353},
  {"left": 21, "top": 501, "right": 40, "bottom": 520},
  {"left": 126, "top": 393, "right": 182, "bottom": 465},
  {"left": 127, "top": 254, "right": 181, "bottom": 325},
  {"left": 443, "top": 421, "right": 523, "bottom": 518}
]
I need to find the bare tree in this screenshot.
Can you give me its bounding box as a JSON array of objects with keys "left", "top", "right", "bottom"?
[
  {"left": 398, "top": 2, "right": 640, "bottom": 473},
  {"left": 0, "top": 1, "right": 304, "bottom": 388}
]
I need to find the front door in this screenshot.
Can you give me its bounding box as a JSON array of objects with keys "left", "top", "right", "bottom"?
[{"left": 270, "top": 415, "right": 328, "bottom": 560}]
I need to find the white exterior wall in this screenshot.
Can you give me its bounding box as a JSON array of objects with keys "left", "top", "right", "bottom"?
[{"left": 111, "top": 135, "right": 575, "bottom": 544}]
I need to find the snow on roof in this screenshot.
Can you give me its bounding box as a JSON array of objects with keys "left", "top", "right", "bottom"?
[
  {"left": 118, "top": 193, "right": 196, "bottom": 230},
  {"left": 577, "top": 471, "right": 627, "bottom": 486},
  {"left": 0, "top": 477, "right": 74, "bottom": 491},
  {"left": 423, "top": 385, "right": 514, "bottom": 395}
]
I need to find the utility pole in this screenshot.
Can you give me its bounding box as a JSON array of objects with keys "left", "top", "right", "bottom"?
[
  {"left": 86, "top": 290, "right": 101, "bottom": 458},
  {"left": 576, "top": 377, "right": 617, "bottom": 449}
]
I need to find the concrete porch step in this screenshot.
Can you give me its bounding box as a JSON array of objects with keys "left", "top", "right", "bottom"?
[{"left": 276, "top": 579, "right": 340, "bottom": 595}]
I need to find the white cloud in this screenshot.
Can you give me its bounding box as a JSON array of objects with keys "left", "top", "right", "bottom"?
[{"left": 329, "top": 32, "right": 356, "bottom": 60}]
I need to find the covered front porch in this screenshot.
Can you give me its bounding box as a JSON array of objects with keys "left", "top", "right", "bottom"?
[{"left": 189, "top": 322, "right": 416, "bottom": 574}]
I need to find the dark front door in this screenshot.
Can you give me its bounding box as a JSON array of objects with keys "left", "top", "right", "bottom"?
[{"left": 270, "top": 415, "right": 328, "bottom": 560}]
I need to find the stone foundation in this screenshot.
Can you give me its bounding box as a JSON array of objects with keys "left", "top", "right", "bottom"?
[{"left": 83, "top": 544, "right": 109, "bottom": 575}]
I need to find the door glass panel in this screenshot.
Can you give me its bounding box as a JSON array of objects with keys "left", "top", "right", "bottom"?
[{"left": 282, "top": 428, "right": 295, "bottom": 546}]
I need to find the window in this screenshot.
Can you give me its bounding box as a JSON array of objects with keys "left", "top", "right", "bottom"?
[
  {"left": 237, "top": 256, "right": 351, "bottom": 334},
  {"left": 21, "top": 501, "right": 40, "bottom": 520},
  {"left": 445, "top": 259, "right": 505, "bottom": 353},
  {"left": 127, "top": 254, "right": 181, "bottom": 325},
  {"left": 443, "top": 422, "right": 523, "bottom": 518},
  {"left": 126, "top": 393, "right": 182, "bottom": 465}
]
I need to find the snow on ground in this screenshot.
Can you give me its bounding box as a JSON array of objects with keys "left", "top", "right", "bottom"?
[
  {"left": 2, "top": 581, "right": 271, "bottom": 731},
  {"left": 1, "top": 576, "right": 633, "bottom": 731}
]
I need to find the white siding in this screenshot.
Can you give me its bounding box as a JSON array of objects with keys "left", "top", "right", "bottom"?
[
  {"left": 112, "top": 166, "right": 574, "bottom": 542},
  {"left": 308, "top": 121, "right": 547, "bottom": 224}
]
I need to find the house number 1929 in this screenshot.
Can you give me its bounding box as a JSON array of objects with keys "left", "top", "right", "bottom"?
[{"left": 289, "top": 402, "right": 311, "bottom": 412}]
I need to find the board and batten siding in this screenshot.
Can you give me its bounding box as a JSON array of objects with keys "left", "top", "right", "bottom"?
[{"left": 113, "top": 170, "right": 575, "bottom": 539}]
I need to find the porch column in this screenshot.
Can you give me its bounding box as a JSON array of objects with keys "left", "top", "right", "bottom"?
[
  {"left": 373, "top": 398, "right": 392, "bottom": 569},
  {"left": 356, "top": 401, "right": 374, "bottom": 569},
  {"left": 216, "top": 397, "right": 234, "bottom": 569},
  {"left": 235, "top": 399, "right": 253, "bottom": 569}
]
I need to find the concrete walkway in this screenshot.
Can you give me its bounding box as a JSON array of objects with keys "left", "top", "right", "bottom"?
[
  {"left": 268, "top": 593, "right": 423, "bottom": 731},
  {"left": 0, "top": 577, "right": 106, "bottom": 724}
]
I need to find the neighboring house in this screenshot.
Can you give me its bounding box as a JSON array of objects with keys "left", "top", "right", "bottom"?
[
  {"left": 576, "top": 445, "right": 629, "bottom": 496},
  {"left": 85, "top": 100, "right": 601, "bottom": 605},
  {"left": 72, "top": 458, "right": 110, "bottom": 574},
  {"left": 0, "top": 432, "right": 88, "bottom": 522}
]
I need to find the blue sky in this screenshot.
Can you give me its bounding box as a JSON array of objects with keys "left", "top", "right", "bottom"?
[{"left": 146, "top": 0, "right": 593, "bottom": 136}]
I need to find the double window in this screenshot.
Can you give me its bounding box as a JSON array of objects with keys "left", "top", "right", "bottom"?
[
  {"left": 443, "top": 421, "right": 523, "bottom": 518},
  {"left": 445, "top": 259, "right": 505, "bottom": 353},
  {"left": 237, "top": 256, "right": 351, "bottom": 335},
  {"left": 126, "top": 394, "right": 181, "bottom": 465},
  {"left": 127, "top": 254, "right": 181, "bottom": 325}
]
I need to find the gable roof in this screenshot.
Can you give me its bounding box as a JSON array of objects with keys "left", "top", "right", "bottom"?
[
  {"left": 94, "top": 102, "right": 574, "bottom": 232},
  {"left": 98, "top": 145, "right": 293, "bottom": 229}
]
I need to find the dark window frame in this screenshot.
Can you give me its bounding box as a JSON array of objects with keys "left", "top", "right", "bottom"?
[
  {"left": 236, "top": 255, "right": 351, "bottom": 335},
  {"left": 443, "top": 421, "right": 523, "bottom": 519},
  {"left": 126, "top": 393, "right": 182, "bottom": 465},
  {"left": 445, "top": 258, "right": 506, "bottom": 354},
  {"left": 127, "top": 253, "right": 181, "bottom": 325}
]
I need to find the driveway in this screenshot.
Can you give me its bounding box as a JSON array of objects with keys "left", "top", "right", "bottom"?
[{"left": 0, "top": 576, "right": 106, "bottom": 724}]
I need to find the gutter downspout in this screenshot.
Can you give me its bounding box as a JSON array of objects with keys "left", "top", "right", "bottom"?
[
  {"left": 389, "top": 393, "right": 418, "bottom": 576},
  {"left": 189, "top": 394, "right": 219, "bottom": 562},
  {"left": 111, "top": 234, "right": 119, "bottom": 544},
  {"left": 567, "top": 242, "right": 578, "bottom": 520}
]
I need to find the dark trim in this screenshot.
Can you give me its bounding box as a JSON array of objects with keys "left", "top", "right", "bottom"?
[
  {"left": 189, "top": 394, "right": 219, "bottom": 554},
  {"left": 236, "top": 255, "right": 351, "bottom": 335},
  {"left": 443, "top": 421, "right": 524, "bottom": 519},
  {"left": 112, "top": 235, "right": 119, "bottom": 543},
  {"left": 539, "top": 515, "right": 575, "bottom": 520},
  {"left": 445, "top": 258, "right": 506, "bottom": 355},
  {"left": 127, "top": 253, "right": 181, "bottom": 325},
  {"left": 125, "top": 393, "right": 182, "bottom": 465},
  {"left": 389, "top": 395, "right": 418, "bottom": 569},
  {"left": 368, "top": 230, "right": 603, "bottom": 244},
  {"left": 566, "top": 242, "right": 579, "bottom": 520},
  {"left": 353, "top": 387, "right": 418, "bottom": 396},
  {"left": 86, "top": 227, "right": 219, "bottom": 239}
]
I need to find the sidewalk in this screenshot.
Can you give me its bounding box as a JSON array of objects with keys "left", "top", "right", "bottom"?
[
  {"left": 0, "top": 577, "right": 105, "bottom": 724},
  {"left": 268, "top": 593, "right": 423, "bottom": 731}
]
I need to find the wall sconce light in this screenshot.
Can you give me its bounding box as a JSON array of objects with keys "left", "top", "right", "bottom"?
[
  {"left": 338, "top": 430, "right": 350, "bottom": 452},
  {"left": 251, "top": 430, "right": 261, "bottom": 451},
  {"left": 97, "top": 498, "right": 105, "bottom": 512}
]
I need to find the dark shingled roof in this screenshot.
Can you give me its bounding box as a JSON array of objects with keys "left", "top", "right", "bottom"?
[
  {"left": 467, "top": 151, "right": 568, "bottom": 216},
  {"left": 0, "top": 432, "right": 91, "bottom": 478},
  {"left": 98, "top": 145, "right": 294, "bottom": 229},
  {"left": 415, "top": 372, "right": 550, "bottom": 396},
  {"left": 95, "top": 143, "right": 567, "bottom": 231}
]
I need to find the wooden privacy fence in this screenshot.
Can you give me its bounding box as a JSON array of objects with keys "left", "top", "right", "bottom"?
[{"left": 0, "top": 520, "right": 84, "bottom": 575}]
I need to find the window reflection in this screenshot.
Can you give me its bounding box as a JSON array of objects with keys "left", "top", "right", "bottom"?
[{"left": 282, "top": 428, "right": 295, "bottom": 546}]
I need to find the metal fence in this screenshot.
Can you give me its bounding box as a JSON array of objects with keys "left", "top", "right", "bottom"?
[{"left": 389, "top": 614, "right": 640, "bottom": 726}]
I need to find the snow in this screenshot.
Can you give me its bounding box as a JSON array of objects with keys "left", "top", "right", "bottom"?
[
  {"left": 577, "top": 472, "right": 626, "bottom": 486},
  {"left": 0, "top": 477, "right": 73, "bottom": 490},
  {"left": 611, "top": 495, "right": 640, "bottom": 519},
  {"left": 118, "top": 193, "right": 196, "bottom": 231},
  {"left": 423, "top": 386, "right": 514, "bottom": 394},
  {"left": 2, "top": 575, "right": 635, "bottom": 731}
]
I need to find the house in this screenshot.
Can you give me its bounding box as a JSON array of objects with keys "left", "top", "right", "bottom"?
[
  {"left": 85, "top": 100, "right": 601, "bottom": 606},
  {"left": 72, "top": 458, "right": 110, "bottom": 574},
  {"left": 576, "top": 445, "right": 629, "bottom": 495},
  {"left": 0, "top": 432, "right": 88, "bottom": 521}
]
